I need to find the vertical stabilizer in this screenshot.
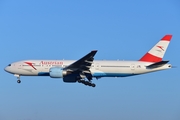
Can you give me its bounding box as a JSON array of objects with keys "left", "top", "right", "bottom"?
[{"left": 139, "top": 35, "right": 172, "bottom": 62}]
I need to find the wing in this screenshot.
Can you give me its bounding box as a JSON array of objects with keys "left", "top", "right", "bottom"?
[{"left": 64, "top": 50, "right": 97, "bottom": 81}]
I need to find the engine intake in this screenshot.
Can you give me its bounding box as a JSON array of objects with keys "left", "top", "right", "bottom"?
[{"left": 49, "top": 67, "right": 67, "bottom": 78}]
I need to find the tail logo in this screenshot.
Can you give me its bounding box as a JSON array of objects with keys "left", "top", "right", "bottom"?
[{"left": 157, "top": 45, "right": 164, "bottom": 51}]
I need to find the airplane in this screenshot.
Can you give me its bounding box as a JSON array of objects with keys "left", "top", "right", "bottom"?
[{"left": 4, "top": 35, "right": 172, "bottom": 87}]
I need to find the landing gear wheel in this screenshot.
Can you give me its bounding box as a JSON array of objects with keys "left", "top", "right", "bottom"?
[
  {"left": 77, "top": 79, "right": 96, "bottom": 87},
  {"left": 84, "top": 81, "right": 89, "bottom": 85},
  {"left": 91, "top": 83, "right": 96, "bottom": 87},
  {"left": 17, "top": 80, "right": 21, "bottom": 84}
]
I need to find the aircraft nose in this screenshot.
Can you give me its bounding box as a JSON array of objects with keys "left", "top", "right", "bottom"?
[
  {"left": 4, "top": 66, "right": 9, "bottom": 72},
  {"left": 4, "top": 66, "right": 12, "bottom": 73},
  {"left": 4, "top": 64, "right": 12, "bottom": 73}
]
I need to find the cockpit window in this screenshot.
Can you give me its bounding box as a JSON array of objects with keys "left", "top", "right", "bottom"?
[{"left": 8, "top": 64, "right": 11, "bottom": 66}]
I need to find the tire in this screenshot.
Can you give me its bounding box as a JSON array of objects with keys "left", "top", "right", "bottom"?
[
  {"left": 91, "top": 83, "right": 96, "bottom": 87},
  {"left": 17, "top": 80, "right": 21, "bottom": 83}
]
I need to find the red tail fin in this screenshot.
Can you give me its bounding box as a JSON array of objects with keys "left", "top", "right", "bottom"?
[{"left": 139, "top": 35, "right": 172, "bottom": 62}]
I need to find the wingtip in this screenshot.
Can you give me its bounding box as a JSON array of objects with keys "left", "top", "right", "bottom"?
[
  {"left": 92, "top": 50, "right": 98, "bottom": 52},
  {"left": 161, "top": 34, "right": 172, "bottom": 41}
]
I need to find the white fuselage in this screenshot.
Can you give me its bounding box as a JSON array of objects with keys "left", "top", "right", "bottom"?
[{"left": 4, "top": 60, "right": 172, "bottom": 78}]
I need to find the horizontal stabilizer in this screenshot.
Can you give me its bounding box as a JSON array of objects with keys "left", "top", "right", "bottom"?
[{"left": 146, "top": 60, "right": 169, "bottom": 69}]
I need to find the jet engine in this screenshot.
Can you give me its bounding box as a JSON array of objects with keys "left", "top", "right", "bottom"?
[{"left": 49, "top": 67, "right": 67, "bottom": 78}]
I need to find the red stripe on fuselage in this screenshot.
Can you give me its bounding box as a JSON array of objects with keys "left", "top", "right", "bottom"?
[{"left": 139, "top": 53, "right": 162, "bottom": 62}]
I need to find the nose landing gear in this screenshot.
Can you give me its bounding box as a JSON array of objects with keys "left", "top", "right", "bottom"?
[
  {"left": 14, "top": 74, "right": 21, "bottom": 84},
  {"left": 17, "top": 80, "right": 21, "bottom": 83}
]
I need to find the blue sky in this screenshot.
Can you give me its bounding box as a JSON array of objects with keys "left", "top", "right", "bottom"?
[{"left": 0, "top": 0, "right": 180, "bottom": 120}]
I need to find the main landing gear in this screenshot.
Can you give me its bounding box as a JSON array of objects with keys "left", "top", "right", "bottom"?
[
  {"left": 14, "top": 74, "right": 21, "bottom": 84},
  {"left": 77, "top": 79, "right": 96, "bottom": 87}
]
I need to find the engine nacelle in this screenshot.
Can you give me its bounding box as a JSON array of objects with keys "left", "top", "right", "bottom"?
[{"left": 49, "top": 67, "right": 67, "bottom": 78}]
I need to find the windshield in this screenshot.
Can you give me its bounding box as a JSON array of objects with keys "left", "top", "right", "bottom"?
[{"left": 8, "top": 64, "right": 11, "bottom": 66}]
